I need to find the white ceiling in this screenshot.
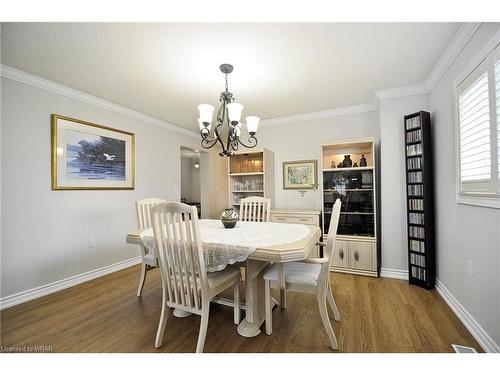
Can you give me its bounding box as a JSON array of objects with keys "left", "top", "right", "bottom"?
[{"left": 1, "top": 23, "right": 460, "bottom": 130}]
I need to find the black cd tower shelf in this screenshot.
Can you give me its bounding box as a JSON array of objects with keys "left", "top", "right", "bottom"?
[{"left": 404, "top": 111, "right": 435, "bottom": 289}]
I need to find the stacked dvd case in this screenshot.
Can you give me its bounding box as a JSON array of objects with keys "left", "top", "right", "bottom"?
[{"left": 404, "top": 111, "right": 435, "bottom": 289}]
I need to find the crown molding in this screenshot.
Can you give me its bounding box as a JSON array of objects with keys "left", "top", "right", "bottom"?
[
  {"left": 425, "top": 22, "right": 481, "bottom": 92},
  {"left": 260, "top": 101, "right": 378, "bottom": 127},
  {"left": 374, "top": 83, "right": 429, "bottom": 101},
  {"left": 0, "top": 23, "right": 483, "bottom": 130},
  {"left": 0, "top": 64, "right": 199, "bottom": 139},
  {"left": 266, "top": 22, "right": 481, "bottom": 113},
  {"left": 375, "top": 22, "right": 482, "bottom": 101}
]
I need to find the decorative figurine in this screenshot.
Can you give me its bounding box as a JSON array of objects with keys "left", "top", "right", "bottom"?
[
  {"left": 353, "top": 162, "right": 358, "bottom": 167},
  {"left": 337, "top": 161, "right": 343, "bottom": 168},
  {"left": 220, "top": 208, "right": 238, "bottom": 228},
  {"left": 330, "top": 160, "right": 336, "bottom": 168},
  {"left": 342, "top": 155, "right": 353, "bottom": 168},
  {"left": 360, "top": 154, "right": 367, "bottom": 167}
]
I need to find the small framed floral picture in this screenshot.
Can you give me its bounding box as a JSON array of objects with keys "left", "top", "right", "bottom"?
[{"left": 282, "top": 159, "right": 317, "bottom": 190}]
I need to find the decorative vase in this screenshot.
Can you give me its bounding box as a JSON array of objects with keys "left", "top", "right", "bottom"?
[
  {"left": 360, "top": 154, "right": 367, "bottom": 167},
  {"left": 330, "top": 160, "right": 336, "bottom": 168},
  {"left": 342, "top": 155, "right": 353, "bottom": 168},
  {"left": 220, "top": 208, "right": 239, "bottom": 228}
]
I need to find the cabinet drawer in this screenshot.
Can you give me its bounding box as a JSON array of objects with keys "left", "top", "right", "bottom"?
[
  {"left": 348, "top": 241, "right": 376, "bottom": 271},
  {"left": 332, "top": 240, "right": 348, "bottom": 268},
  {"left": 271, "top": 215, "right": 315, "bottom": 225}
]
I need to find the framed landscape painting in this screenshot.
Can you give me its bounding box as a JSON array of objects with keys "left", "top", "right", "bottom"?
[
  {"left": 51, "top": 114, "right": 135, "bottom": 190},
  {"left": 283, "top": 159, "right": 317, "bottom": 190}
]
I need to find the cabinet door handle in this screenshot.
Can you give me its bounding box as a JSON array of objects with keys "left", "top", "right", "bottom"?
[
  {"left": 339, "top": 249, "right": 344, "bottom": 260},
  {"left": 299, "top": 218, "right": 308, "bottom": 222},
  {"left": 354, "top": 250, "right": 359, "bottom": 262}
]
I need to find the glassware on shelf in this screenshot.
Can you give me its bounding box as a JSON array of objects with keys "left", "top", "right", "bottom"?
[{"left": 232, "top": 176, "right": 264, "bottom": 192}]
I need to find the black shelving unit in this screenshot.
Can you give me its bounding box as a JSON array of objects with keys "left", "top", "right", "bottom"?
[{"left": 404, "top": 111, "right": 435, "bottom": 289}]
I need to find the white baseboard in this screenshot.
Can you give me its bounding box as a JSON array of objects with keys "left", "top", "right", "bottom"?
[
  {"left": 3, "top": 260, "right": 498, "bottom": 353},
  {"left": 380, "top": 267, "right": 409, "bottom": 280},
  {"left": 0, "top": 256, "right": 142, "bottom": 310},
  {"left": 380, "top": 269, "right": 499, "bottom": 352},
  {"left": 436, "top": 278, "right": 500, "bottom": 353}
]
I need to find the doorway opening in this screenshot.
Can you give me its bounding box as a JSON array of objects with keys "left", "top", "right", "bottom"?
[{"left": 180, "top": 146, "right": 203, "bottom": 218}]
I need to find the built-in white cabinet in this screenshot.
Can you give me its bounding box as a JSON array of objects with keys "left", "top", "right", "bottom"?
[
  {"left": 270, "top": 209, "right": 321, "bottom": 258},
  {"left": 321, "top": 138, "right": 379, "bottom": 277},
  {"left": 270, "top": 209, "right": 320, "bottom": 226},
  {"left": 330, "top": 237, "right": 377, "bottom": 275},
  {"left": 227, "top": 148, "right": 274, "bottom": 212}
]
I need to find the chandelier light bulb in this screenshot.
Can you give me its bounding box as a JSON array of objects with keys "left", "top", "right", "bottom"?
[
  {"left": 198, "top": 104, "right": 214, "bottom": 124},
  {"left": 198, "top": 118, "right": 210, "bottom": 131},
  {"left": 246, "top": 116, "right": 260, "bottom": 135},
  {"left": 227, "top": 102, "right": 244, "bottom": 123}
]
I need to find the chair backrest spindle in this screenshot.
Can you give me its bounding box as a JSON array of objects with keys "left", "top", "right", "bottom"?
[
  {"left": 240, "top": 196, "right": 271, "bottom": 222},
  {"left": 136, "top": 197, "right": 167, "bottom": 230},
  {"left": 152, "top": 202, "right": 207, "bottom": 312}
]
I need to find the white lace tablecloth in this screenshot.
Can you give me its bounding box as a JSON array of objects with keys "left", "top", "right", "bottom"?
[{"left": 139, "top": 219, "right": 311, "bottom": 272}]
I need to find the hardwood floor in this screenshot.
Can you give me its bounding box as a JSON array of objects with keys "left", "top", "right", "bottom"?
[{"left": 0, "top": 265, "right": 481, "bottom": 353}]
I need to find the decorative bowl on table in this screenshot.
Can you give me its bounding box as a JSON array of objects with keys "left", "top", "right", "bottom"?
[{"left": 220, "top": 208, "right": 239, "bottom": 228}]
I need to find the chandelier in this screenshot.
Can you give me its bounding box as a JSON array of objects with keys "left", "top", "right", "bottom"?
[{"left": 198, "top": 64, "right": 260, "bottom": 157}]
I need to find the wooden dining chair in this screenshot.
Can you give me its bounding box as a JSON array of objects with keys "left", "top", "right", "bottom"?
[
  {"left": 135, "top": 197, "right": 166, "bottom": 297},
  {"left": 151, "top": 202, "right": 241, "bottom": 353},
  {"left": 263, "top": 199, "right": 342, "bottom": 350},
  {"left": 240, "top": 196, "right": 271, "bottom": 222}
]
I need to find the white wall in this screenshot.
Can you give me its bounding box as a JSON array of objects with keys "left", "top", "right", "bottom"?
[
  {"left": 429, "top": 23, "right": 500, "bottom": 348},
  {"left": 0, "top": 77, "right": 200, "bottom": 298},
  {"left": 258, "top": 111, "right": 379, "bottom": 210},
  {"left": 378, "top": 94, "right": 430, "bottom": 271}
]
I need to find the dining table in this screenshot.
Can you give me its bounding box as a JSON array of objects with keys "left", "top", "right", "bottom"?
[{"left": 125, "top": 219, "right": 320, "bottom": 337}]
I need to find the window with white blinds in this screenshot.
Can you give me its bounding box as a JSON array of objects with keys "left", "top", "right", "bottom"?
[
  {"left": 458, "top": 71, "right": 490, "bottom": 184},
  {"left": 496, "top": 58, "right": 500, "bottom": 182},
  {"left": 455, "top": 41, "right": 500, "bottom": 207}
]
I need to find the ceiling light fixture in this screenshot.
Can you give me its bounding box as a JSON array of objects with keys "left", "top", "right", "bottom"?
[
  {"left": 198, "top": 64, "right": 259, "bottom": 157},
  {"left": 194, "top": 152, "right": 200, "bottom": 169}
]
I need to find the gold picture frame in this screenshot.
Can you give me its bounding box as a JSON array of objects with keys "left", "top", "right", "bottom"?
[
  {"left": 51, "top": 114, "right": 135, "bottom": 190},
  {"left": 282, "top": 159, "right": 318, "bottom": 190}
]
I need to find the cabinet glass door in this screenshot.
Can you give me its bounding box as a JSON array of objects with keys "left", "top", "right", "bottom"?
[{"left": 323, "top": 169, "right": 375, "bottom": 237}]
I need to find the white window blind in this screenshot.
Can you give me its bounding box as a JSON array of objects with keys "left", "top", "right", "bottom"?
[
  {"left": 496, "top": 58, "right": 500, "bottom": 182},
  {"left": 455, "top": 40, "right": 500, "bottom": 208},
  {"left": 457, "top": 64, "right": 491, "bottom": 187}
]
